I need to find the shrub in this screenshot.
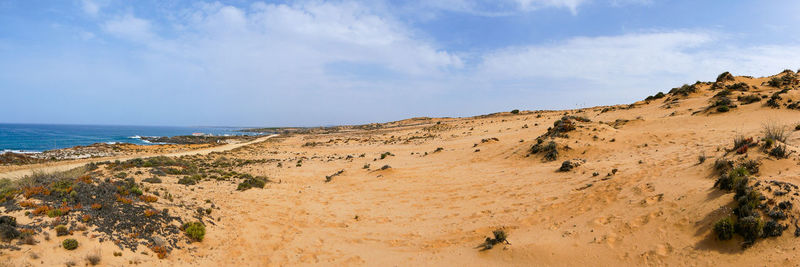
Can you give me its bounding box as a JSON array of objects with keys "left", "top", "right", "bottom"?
[
  {"left": 644, "top": 92, "right": 665, "bottom": 101},
  {"left": 55, "top": 225, "right": 69, "bottom": 236},
  {"left": 739, "top": 159, "right": 760, "bottom": 174},
  {"left": 713, "top": 158, "right": 734, "bottom": 174},
  {"left": 735, "top": 216, "right": 763, "bottom": 243},
  {"left": 510, "top": 109, "right": 520, "bottom": 114},
  {"left": 178, "top": 175, "right": 201, "bottom": 186},
  {"left": 182, "top": 222, "right": 205, "bottom": 242},
  {"left": 86, "top": 250, "right": 101, "bottom": 265},
  {"left": 762, "top": 220, "right": 786, "bottom": 237},
  {"left": 766, "top": 96, "right": 781, "bottom": 108},
  {"left": 763, "top": 123, "right": 788, "bottom": 143},
  {"left": 737, "top": 94, "right": 761, "bottom": 104},
  {"left": 716, "top": 71, "right": 735, "bottom": 83},
  {"left": 150, "top": 245, "right": 168, "bottom": 259},
  {"left": 669, "top": 84, "right": 697, "bottom": 96},
  {"left": 558, "top": 161, "right": 574, "bottom": 172},
  {"left": 726, "top": 82, "right": 750, "bottom": 91},
  {"left": 0, "top": 215, "right": 20, "bottom": 241},
  {"left": 716, "top": 105, "right": 730, "bottom": 112},
  {"left": 237, "top": 176, "right": 267, "bottom": 191},
  {"left": 698, "top": 153, "right": 706, "bottom": 164},
  {"left": 713, "top": 217, "right": 735, "bottom": 240},
  {"left": 62, "top": 238, "right": 79, "bottom": 250},
  {"left": 715, "top": 167, "right": 748, "bottom": 191},
  {"left": 139, "top": 195, "right": 158, "bottom": 203},
  {"left": 143, "top": 177, "right": 162, "bottom": 184},
  {"left": 769, "top": 145, "right": 788, "bottom": 158},
  {"left": 477, "top": 229, "right": 509, "bottom": 250}
]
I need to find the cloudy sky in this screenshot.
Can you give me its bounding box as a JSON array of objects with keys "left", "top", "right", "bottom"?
[{"left": 1, "top": 0, "right": 799, "bottom": 127}]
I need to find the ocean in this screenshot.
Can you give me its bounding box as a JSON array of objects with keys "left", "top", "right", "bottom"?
[{"left": 0, "top": 123, "right": 263, "bottom": 153}]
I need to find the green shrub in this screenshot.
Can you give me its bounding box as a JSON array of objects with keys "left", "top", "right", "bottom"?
[
  {"left": 735, "top": 216, "right": 763, "bottom": 243},
  {"left": 55, "top": 225, "right": 69, "bottom": 236},
  {"left": 143, "top": 177, "right": 162, "bottom": 184},
  {"left": 62, "top": 238, "right": 79, "bottom": 250},
  {"left": 510, "top": 109, "right": 520, "bottom": 114},
  {"left": 715, "top": 166, "right": 748, "bottom": 191},
  {"left": 182, "top": 222, "right": 205, "bottom": 242},
  {"left": 769, "top": 145, "right": 788, "bottom": 158},
  {"left": 178, "top": 175, "right": 202, "bottom": 186},
  {"left": 237, "top": 176, "right": 267, "bottom": 191},
  {"left": 716, "top": 71, "right": 734, "bottom": 83},
  {"left": 669, "top": 84, "right": 697, "bottom": 96},
  {"left": 713, "top": 217, "right": 735, "bottom": 240},
  {"left": 716, "top": 105, "right": 730, "bottom": 112},
  {"left": 737, "top": 94, "right": 761, "bottom": 104},
  {"left": 763, "top": 123, "right": 787, "bottom": 143}
]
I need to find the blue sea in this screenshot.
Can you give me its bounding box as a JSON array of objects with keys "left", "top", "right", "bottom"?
[{"left": 0, "top": 123, "right": 264, "bottom": 153}]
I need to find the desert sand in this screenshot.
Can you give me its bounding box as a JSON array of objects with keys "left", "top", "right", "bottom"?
[{"left": 2, "top": 71, "right": 800, "bottom": 266}]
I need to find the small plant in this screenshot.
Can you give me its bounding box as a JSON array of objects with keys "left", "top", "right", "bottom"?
[
  {"left": 144, "top": 209, "right": 159, "bottom": 217},
  {"left": 713, "top": 217, "right": 735, "bottom": 240},
  {"left": 763, "top": 123, "right": 788, "bottom": 143},
  {"left": 697, "top": 153, "right": 707, "bottom": 164},
  {"left": 477, "top": 229, "right": 509, "bottom": 251},
  {"left": 150, "top": 245, "right": 168, "bottom": 259},
  {"left": 769, "top": 145, "right": 788, "bottom": 158},
  {"left": 510, "top": 109, "right": 520, "bottom": 114},
  {"left": 434, "top": 147, "right": 444, "bottom": 153},
  {"left": 85, "top": 250, "right": 101, "bottom": 265},
  {"left": 182, "top": 222, "right": 205, "bottom": 242},
  {"left": 139, "top": 195, "right": 158, "bottom": 203},
  {"left": 82, "top": 214, "right": 91, "bottom": 222},
  {"left": 55, "top": 225, "right": 69, "bottom": 236},
  {"left": 62, "top": 238, "right": 78, "bottom": 250},
  {"left": 716, "top": 105, "right": 730, "bottom": 112}
]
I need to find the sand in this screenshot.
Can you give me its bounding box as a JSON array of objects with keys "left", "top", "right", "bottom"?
[{"left": 3, "top": 73, "right": 800, "bottom": 266}]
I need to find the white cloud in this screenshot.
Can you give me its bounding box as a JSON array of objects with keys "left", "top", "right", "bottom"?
[
  {"left": 81, "top": 0, "right": 100, "bottom": 16},
  {"left": 102, "top": 14, "right": 155, "bottom": 42},
  {"left": 474, "top": 30, "right": 800, "bottom": 105}
]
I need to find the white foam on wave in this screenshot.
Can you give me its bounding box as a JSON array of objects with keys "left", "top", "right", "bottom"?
[{"left": 2, "top": 149, "right": 42, "bottom": 154}]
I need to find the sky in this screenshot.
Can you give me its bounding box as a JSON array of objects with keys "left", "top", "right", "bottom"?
[{"left": 1, "top": 0, "right": 800, "bottom": 127}]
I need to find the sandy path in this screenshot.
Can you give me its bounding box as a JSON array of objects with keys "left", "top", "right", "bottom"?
[{"left": 0, "top": 134, "right": 277, "bottom": 180}]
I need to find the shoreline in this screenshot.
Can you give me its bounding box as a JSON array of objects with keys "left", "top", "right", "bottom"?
[{"left": 0, "top": 134, "right": 277, "bottom": 180}]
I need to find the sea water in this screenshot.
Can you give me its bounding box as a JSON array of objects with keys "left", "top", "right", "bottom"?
[{"left": 0, "top": 123, "right": 264, "bottom": 153}]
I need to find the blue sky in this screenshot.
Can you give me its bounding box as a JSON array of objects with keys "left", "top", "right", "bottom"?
[{"left": 1, "top": 0, "right": 799, "bottom": 127}]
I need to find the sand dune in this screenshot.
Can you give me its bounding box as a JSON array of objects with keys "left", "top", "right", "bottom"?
[{"left": 2, "top": 71, "right": 800, "bottom": 266}]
